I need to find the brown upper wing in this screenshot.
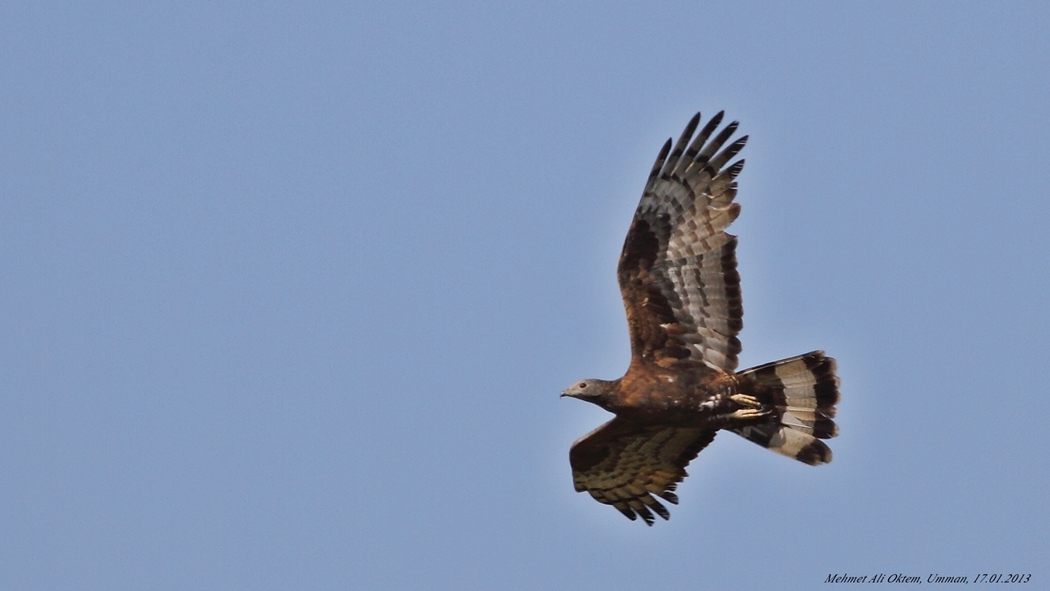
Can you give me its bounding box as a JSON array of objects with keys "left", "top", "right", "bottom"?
[
  {"left": 569, "top": 416, "right": 717, "bottom": 525},
  {"left": 618, "top": 112, "right": 746, "bottom": 371}
]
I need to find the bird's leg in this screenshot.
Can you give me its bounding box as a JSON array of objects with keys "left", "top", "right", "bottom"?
[
  {"left": 724, "top": 393, "right": 768, "bottom": 420},
  {"left": 729, "top": 394, "right": 761, "bottom": 408},
  {"left": 725, "top": 408, "right": 766, "bottom": 420}
]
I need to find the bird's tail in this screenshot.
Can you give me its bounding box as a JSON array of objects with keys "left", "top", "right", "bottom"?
[{"left": 731, "top": 351, "right": 840, "bottom": 465}]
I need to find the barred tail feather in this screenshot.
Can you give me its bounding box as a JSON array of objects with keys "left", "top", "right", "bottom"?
[{"left": 731, "top": 351, "right": 840, "bottom": 465}]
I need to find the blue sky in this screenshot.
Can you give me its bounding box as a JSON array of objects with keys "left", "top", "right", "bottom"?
[{"left": 2, "top": 2, "right": 1048, "bottom": 589}]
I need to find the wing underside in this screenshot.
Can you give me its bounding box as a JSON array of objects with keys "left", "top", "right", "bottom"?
[
  {"left": 617, "top": 112, "right": 747, "bottom": 371},
  {"left": 569, "top": 416, "right": 717, "bottom": 525}
]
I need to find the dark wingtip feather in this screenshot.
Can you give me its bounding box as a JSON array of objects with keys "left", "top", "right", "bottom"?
[
  {"left": 646, "top": 138, "right": 673, "bottom": 185},
  {"left": 635, "top": 505, "right": 655, "bottom": 526},
  {"left": 726, "top": 159, "right": 745, "bottom": 178},
  {"left": 696, "top": 119, "right": 739, "bottom": 161},
  {"left": 615, "top": 505, "right": 638, "bottom": 521},
  {"left": 657, "top": 491, "right": 679, "bottom": 505},
  {"left": 663, "top": 113, "right": 702, "bottom": 176},
  {"left": 650, "top": 500, "right": 670, "bottom": 521},
  {"left": 710, "top": 135, "right": 748, "bottom": 170},
  {"left": 684, "top": 111, "right": 726, "bottom": 161},
  {"left": 684, "top": 111, "right": 702, "bottom": 134}
]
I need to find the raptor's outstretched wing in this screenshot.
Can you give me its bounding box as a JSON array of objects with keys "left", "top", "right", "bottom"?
[
  {"left": 570, "top": 416, "right": 716, "bottom": 525},
  {"left": 617, "top": 112, "right": 747, "bottom": 371}
]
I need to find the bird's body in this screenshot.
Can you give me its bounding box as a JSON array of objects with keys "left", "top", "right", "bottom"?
[
  {"left": 562, "top": 111, "right": 840, "bottom": 525},
  {"left": 581, "top": 361, "right": 732, "bottom": 419}
]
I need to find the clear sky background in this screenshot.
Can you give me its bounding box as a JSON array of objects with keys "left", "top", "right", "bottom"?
[{"left": 2, "top": 2, "right": 1048, "bottom": 589}]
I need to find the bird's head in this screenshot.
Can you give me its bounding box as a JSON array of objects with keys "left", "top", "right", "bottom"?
[{"left": 560, "top": 379, "right": 615, "bottom": 410}]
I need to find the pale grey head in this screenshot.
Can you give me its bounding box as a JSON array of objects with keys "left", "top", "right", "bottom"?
[{"left": 560, "top": 378, "right": 617, "bottom": 411}]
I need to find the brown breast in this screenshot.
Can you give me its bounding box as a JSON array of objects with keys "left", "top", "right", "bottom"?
[{"left": 613, "top": 360, "right": 734, "bottom": 420}]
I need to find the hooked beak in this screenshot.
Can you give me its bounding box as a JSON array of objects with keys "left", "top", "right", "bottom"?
[{"left": 561, "top": 388, "right": 586, "bottom": 399}]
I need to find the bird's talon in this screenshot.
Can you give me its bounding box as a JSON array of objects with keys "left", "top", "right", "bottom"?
[
  {"left": 727, "top": 408, "right": 767, "bottom": 420},
  {"left": 730, "top": 394, "right": 761, "bottom": 408}
]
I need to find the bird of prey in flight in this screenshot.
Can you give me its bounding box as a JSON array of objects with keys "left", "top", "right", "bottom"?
[{"left": 562, "top": 111, "right": 840, "bottom": 525}]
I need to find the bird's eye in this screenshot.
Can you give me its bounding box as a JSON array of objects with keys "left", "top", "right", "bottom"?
[{"left": 579, "top": 382, "right": 587, "bottom": 388}]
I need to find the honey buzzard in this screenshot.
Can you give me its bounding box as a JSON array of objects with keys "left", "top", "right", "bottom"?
[{"left": 562, "top": 111, "right": 840, "bottom": 525}]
